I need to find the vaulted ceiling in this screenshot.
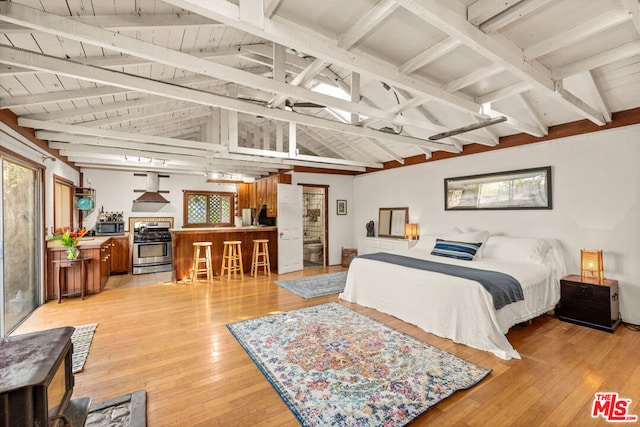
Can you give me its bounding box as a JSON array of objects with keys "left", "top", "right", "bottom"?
[{"left": 1, "top": 0, "right": 639, "bottom": 178}]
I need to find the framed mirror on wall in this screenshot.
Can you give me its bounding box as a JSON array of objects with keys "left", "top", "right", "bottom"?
[{"left": 378, "top": 207, "right": 408, "bottom": 238}]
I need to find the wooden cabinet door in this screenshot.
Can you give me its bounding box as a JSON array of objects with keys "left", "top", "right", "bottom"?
[
  {"left": 254, "top": 178, "right": 266, "bottom": 208},
  {"left": 249, "top": 182, "right": 257, "bottom": 208},
  {"left": 236, "top": 183, "right": 252, "bottom": 213},
  {"left": 100, "top": 241, "right": 111, "bottom": 288},
  {"left": 110, "top": 235, "right": 130, "bottom": 274},
  {"left": 266, "top": 175, "right": 278, "bottom": 217}
]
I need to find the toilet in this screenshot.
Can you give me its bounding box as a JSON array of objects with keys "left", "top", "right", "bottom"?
[
  {"left": 307, "top": 243, "right": 323, "bottom": 263},
  {"left": 303, "top": 238, "right": 323, "bottom": 263}
]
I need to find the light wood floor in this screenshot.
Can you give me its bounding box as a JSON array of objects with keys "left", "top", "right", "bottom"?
[{"left": 14, "top": 266, "right": 640, "bottom": 426}]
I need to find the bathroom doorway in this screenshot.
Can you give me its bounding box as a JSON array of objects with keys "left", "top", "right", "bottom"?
[{"left": 300, "top": 184, "right": 328, "bottom": 268}]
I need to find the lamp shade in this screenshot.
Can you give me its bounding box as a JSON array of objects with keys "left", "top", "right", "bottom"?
[
  {"left": 581, "top": 249, "right": 604, "bottom": 284},
  {"left": 404, "top": 223, "right": 419, "bottom": 240}
]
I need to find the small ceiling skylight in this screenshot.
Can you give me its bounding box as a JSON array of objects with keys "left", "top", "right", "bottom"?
[{"left": 311, "top": 83, "right": 366, "bottom": 123}]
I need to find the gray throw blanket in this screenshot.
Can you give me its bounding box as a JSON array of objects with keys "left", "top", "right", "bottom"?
[{"left": 356, "top": 252, "right": 524, "bottom": 310}]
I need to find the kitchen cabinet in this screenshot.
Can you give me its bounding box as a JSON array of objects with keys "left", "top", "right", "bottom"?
[
  {"left": 110, "top": 235, "right": 130, "bottom": 274},
  {"left": 236, "top": 183, "right": 252, "bottom": 214},
  {"left": 46, "top": 236, "right": 112, "bottom": 301},
  {"left": 236, "top": 174, "right": 292, "bottom": 217},
  {"left": 100, "top": 240, "right": 111, "bottom": 288}
]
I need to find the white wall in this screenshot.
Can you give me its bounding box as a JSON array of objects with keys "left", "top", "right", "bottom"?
[
  {"left": 81, "top": 169, "right": 237, "bottom": 230},
  {"left": 353, "top": 125, "right": 640, "bottom": 324},
  {"left": 291, "top": 172, "right": 355, "bottom": 266}
]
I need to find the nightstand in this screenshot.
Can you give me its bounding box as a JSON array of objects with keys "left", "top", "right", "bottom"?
[{"left": 558, "top": 275, "right": 621, "bottom": 332}]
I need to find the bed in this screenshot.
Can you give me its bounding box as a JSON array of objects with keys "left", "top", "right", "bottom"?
[{"left": 339, "top": 232, "right": 566, "bottom": 360}]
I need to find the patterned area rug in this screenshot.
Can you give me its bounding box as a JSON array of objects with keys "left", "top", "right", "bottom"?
[
  {"left": 274, "top": 271, "right": 347, "bottom": 298},
  {"left": 71, "top": 323, "right": 98, "bottom": 373},
  {"left": 227, "top": 302, "right": 491, "bottom": 426}
]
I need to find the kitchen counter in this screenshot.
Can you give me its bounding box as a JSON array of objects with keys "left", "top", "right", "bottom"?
[
  {"left": 170, "top": 226, "right": 277, "bottom": 233},
  {"left": 46, "top": 235, "right": 115, "bottom": 250},
  {"left": 170, "top": 226, "right": 278, "bottom": 282}
]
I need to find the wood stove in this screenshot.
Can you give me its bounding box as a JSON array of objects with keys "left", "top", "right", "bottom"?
[{"left": 0, "top": 327, "right": 91, "bottom": 426}]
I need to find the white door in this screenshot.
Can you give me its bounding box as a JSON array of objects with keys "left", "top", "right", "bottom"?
[{"left": 277, "top": 183, "right": 303, "bottom": 274}]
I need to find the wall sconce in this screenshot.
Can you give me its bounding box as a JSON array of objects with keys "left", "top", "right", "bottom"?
[
  {"left": 581, "top": 249, "right": 604, "bottom": 284},
  {"left": 404, "top": 223, "right": 419, "bottom": 240}
]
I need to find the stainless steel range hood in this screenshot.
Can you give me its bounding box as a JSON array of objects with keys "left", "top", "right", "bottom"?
[{"left": 133, "top": 172, "right": 169, "bottom": 204}]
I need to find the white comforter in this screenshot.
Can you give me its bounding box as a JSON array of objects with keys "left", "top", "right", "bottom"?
[{"left": 339, "top": 247, "right": 563, "bottom": 360}]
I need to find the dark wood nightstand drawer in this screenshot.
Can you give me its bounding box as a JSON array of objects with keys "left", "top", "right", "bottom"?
[{"left": 558, "top": 275, "right": 620, "bottom": 332}]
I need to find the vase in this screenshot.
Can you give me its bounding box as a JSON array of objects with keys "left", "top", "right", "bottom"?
[{"left": 66, "top": 246, "right": 79, "bottom": 260}]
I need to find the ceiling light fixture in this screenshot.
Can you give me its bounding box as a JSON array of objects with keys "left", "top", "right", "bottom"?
[{"left": 428, "top": 116, "right": 507, "bottom": 141}]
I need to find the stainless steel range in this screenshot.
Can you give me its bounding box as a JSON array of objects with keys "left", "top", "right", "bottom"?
[{"left": 132, "top": 220, "right": 172, "bottom": 274}]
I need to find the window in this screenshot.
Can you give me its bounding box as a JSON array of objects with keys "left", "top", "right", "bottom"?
[
  {"left": 183, "top": 191, "right": 235, "bottom": 227},
  {"left": 53, "top": 175, "right": 74, "bottom": 233},
  {"left": 311, "top": 83, "right": 368, "bottom": 123}
]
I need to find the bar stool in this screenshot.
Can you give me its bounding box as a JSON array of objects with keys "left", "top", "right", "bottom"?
[
  {"left": 190, "top": 242, "right": 214, "bottom": 283},
  {"left": 251, "top": 239, "right": 271, "bottom": 277},
  {"left": 220, "top": 241, "right": 244, "bottom": 280},
  {"left": 53, "top": 258, "right": 90, "bottom": 303}
]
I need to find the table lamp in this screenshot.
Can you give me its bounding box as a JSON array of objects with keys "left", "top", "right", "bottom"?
[
  {"left": 581, "top": 249, "right": 604, "bottom": 284},
  {"left": 404, "top": 223, "right": 419, "bottom": 240}
]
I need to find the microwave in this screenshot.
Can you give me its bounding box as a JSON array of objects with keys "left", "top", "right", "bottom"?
[{"left": 95, "top": 221, "right": 125, "bottom": 235}]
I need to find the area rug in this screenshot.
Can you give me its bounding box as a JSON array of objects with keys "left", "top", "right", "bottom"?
[
  {"left": 227, "top": 302, "right": 491, "bottom": 426},
  {"left": 85, "top": 390, "right": 146, "bottom": 427},
  {"left": 71, "top": 323, "right": 98, "bottom": 373},
  {"left": 274, "top": 271, "right": 347, "bottom": 298}
]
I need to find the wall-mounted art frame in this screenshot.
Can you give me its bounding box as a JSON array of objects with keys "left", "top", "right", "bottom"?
[
  {"left": 445, "top": 166, "right": 552, "bottom": 210},
  {"left": 336, "top": 199, "right": 347, "bottom": 215}
]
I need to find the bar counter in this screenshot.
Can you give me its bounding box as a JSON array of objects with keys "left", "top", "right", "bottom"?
[{"left": 170, "top": 226, "right": 278, "bottom": 282}]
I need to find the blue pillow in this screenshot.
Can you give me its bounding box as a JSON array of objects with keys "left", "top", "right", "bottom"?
[{"left": 431, "top": 238, "right": 482, "bottom": 261}]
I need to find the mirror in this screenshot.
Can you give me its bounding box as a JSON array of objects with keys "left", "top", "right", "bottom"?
[{"left": 378, "top": 207, "right": 408, "bottom": 238}]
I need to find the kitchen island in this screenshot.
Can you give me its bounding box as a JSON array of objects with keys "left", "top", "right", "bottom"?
[
  {"left": 170, "top": 226, "right": 278, "bottom": 282},
  {"left": 46, "top": 236, "right": 115, "bottom": 300}
]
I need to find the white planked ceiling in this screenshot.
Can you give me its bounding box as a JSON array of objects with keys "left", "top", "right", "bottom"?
[{"left": 1, "top": 0, "right": 639, "bottom": 178}]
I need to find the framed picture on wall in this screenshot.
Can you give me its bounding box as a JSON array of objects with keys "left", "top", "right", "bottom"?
[
  {"left": 336, "top": 200, "right": 347, "bottom": 215},
  {"left": 444, "top": 166, "right": 552, "bottom": 210}
]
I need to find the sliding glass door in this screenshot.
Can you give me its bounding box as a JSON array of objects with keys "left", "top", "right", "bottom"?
[{"left": 1, "top": 155, "right": 41, "bottom": 336}]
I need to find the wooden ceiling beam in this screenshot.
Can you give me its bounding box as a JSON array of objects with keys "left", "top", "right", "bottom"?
[
  {"left": 0, "top": 3, "right": 388, "bottom": 124},
  {"left": 0, "top": 13, "right": 222, "bottom": 34},
  {"left": 399, "top": 37, "right": 460, "bottom": 75},
  {"left": 398, "top": 0, "right": 607, "bottom": 125},
  {"left": 0, "top": 44, "right": 463, "bottom": 155},
  {"left": 621, "top": 0, "right": 640, "bottom": 34},
  {"left": 160, "top": 0, "right": 482, "bottom": 115},
  {"left": 270, "top": 58, "right": 328, "bottom": 108},
  {"left": 32, "top": 122, "right": 225, "bottom": 151},
  {"left": 443, "top": 64, "right": 503, "bottom": 92},
  {"left": 467, "top": 0, "right": 525, "bottom": 26},
  {"left": 475, "top": 0, "right": 554, "bottom": 34},
  {"left": 554, "top": 40, "right": 640, "bottom": 80},
  {"left": 523, "top": 10, "right": 629, "bottom": 60},
  {"left": 338, "top": 0, "right": 399, "bottom": 49},
  {"left": 517, "top": 93, "right": 548, "bottom": 136},
  {"left": 582, "top": 71, "right": 612, "bottom": 123},
  {"left": 1, "top": 75, "right": 224, "bottom": 109}
]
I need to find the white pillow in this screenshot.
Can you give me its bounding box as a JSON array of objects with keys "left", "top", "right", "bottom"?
[
  {"left": 414, "top": 234, "right": 438, "bottom": 250},
  {"left": 481, "top": 236, "right": 550, "bottom": 264}
]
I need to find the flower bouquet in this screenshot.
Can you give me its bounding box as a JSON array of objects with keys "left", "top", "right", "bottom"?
[{"left": 50, "top": 227, "right": 88, "bottom": 259}]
